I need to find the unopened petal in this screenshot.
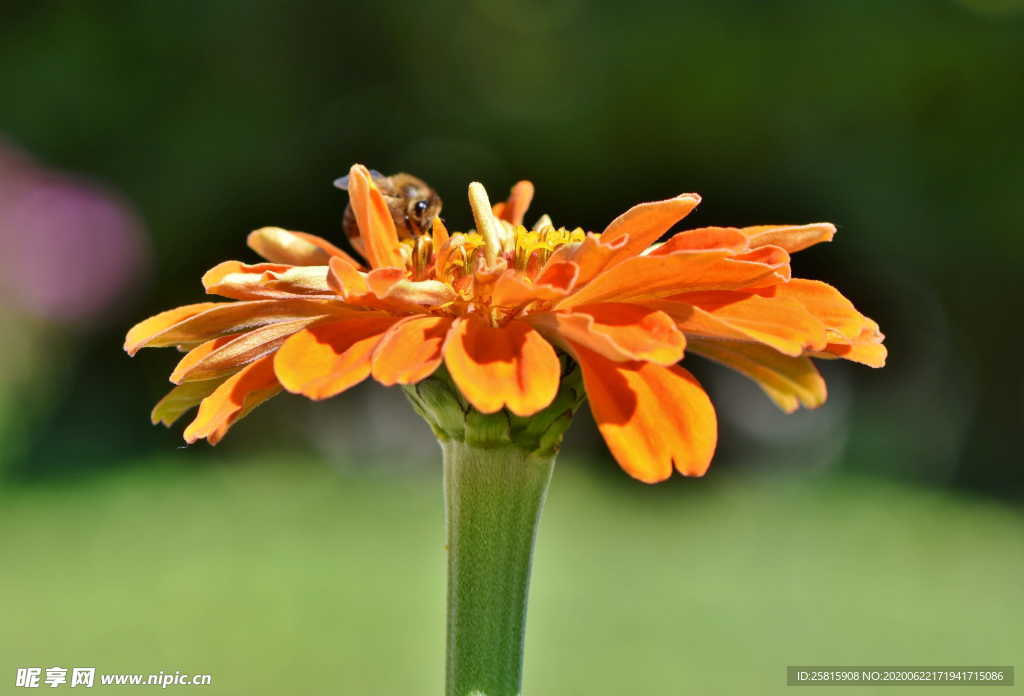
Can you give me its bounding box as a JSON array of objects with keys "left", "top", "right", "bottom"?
[
  {"left": 203, "top": 261, "right": 334, "bottom": 300},
  {"left": 493, "top": 180, "right": 535, "bottom": 226},
  {"left": 740, "top": 223, "right": 835, "bottom": 253},
  {"left": 247, "top": 227, "right": 360, "bottom": 267}
]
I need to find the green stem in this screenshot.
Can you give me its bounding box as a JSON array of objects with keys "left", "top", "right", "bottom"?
[
  {"left": 402, "top": 363, "right": 584, "bottom": 695},
  {"left": 442, "top": 440, "right": 556, "bottom": 696}
]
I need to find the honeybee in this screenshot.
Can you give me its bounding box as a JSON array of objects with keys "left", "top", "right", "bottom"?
[{"left": 335, "top": 170, "right": 442, "bottom": 246}]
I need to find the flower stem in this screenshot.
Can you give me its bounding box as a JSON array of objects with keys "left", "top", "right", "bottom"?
[{"left": 442, "top": 439, "right": 556, "bottom": 696}]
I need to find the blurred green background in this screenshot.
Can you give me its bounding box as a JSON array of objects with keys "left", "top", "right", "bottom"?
[{"left": 1, "top": 0, "right": 1021, "bottom": 693}]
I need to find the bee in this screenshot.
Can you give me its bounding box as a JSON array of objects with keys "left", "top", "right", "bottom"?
[{"left": 334, "top": 170, "right": 442, "bottom": 248}]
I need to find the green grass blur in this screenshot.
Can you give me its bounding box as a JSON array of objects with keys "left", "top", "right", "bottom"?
[{"left": 3, "top": 455, "right": 1020, "bottom": 694}]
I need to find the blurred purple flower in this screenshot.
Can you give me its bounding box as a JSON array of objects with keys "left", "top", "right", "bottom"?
[{"left": 0, "top": 140, "right": 148, "bottom": 324}]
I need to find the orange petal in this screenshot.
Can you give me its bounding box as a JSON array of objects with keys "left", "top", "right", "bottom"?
[
  {"left": 346, "top": 164, "right": 404, "bottom": 269},
  {"left": 535, "top": 260, "right": 579, "bottom": 292},
  {"left": 371, "top": 315, "right": 452, "bottom": 385},
  {"left": 664, "top": 291, "right": 827, "bottom": 355},
  {"left": 495, "top": 181, "right": 534, "bottom": 226},
  {"left": 183, "top": 355, "right": 281, "bottom": 444},
  {"left": 366, "top": 268, "right": 411, "bottom": 295},
  {"left": 542, "top": 232, "right": 626, "bottom": 288},
  {"left": 125, "top": 299, "right": 349, "bottom": 355},
  {"left": 367, "top": 268, "right": 456, "bottom": 307},
  {"left": 816, "top": 341, "right": 887, "bottom": 368},
  {"left": 490, "top": 271, "right": 542, "bottom": 309},
  {"left": 326, "top": 257, "right": 392, "bottom": 311},
  {"left": 170, "top": 315, "right": 329, "bottom": 383},
  {"left": 601, "top": 193, "right": 701, "bottom": 266},
  {"left": 290, "top": 231, "right": 360, "bottom": 264},
  {"left": 443, "top": 317, "right": 560, "bottom": 416},
  {"left": 740, "top": 223, "right": 835, "bottom": 253},
  {"left": 125, "top": 302, "right": 222, "bottom": 355},
  {"left": 574, "top": 346, "right": 717, "bottom": 482},
  {"left": 202, "top": 261, "right": 334, "bottom": 300},
  {"left": 530, "top": 303, "right": 685, "bottom": 365},
  {"left": 645, "top": 300, "right": 751, "bottom": 341},
  {"left": 730, "top": 245, "right": 791, "bottom": 285},
  {"left": 688, "top": 338, "right": 827, "bottom": 413},
  {"left": 207, "top": 385, "right": 280, "bottom": 446},
  {"left": 328, "top": 257, "right": 454, "bottom": 311},
  {"left": 328, "top": 255, "right": 371, "bottom": 298},
  {"left": 768, "top": 279, "right": 879, "bottom": 340},
  {"left": 247, "top": 227, "right": 360, "bottom": 267},
  {"left": 649, "top": 226, "right": 750, "bottom": 254},
  {"left": 491, "top": 265, "right": 577, "bottom": 309},
  {"left": 151, "top": 377, "right": 229, "bottom": 427},
  {"left": 556, "top": 248, "right": 784, "bottom": 310},
  {"left": 274, "top": 316, "right": 401, "bottom": 400},
  {"left": 169, "top": 334, "right": 242, "bottom": 382}
]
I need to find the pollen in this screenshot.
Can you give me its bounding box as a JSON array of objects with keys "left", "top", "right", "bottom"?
[{"left": 513, "top": 225, "right": 586, "bottom": 273}]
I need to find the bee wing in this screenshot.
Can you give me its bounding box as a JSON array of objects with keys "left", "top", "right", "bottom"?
[{"left": 333, "top": 169, "right": 386, "bottom": 191}]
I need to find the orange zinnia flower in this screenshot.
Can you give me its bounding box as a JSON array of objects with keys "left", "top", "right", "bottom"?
[{"left": 125, "top": 164, "right": 885, "bottom": 483}]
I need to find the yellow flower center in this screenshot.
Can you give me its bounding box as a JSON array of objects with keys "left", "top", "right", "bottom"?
[
  {"left": 393, "top": 183, "right": 591, "bottom": 323},
  {"left": 428, "top": 226, "right": 586, "bottom": 286}
]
